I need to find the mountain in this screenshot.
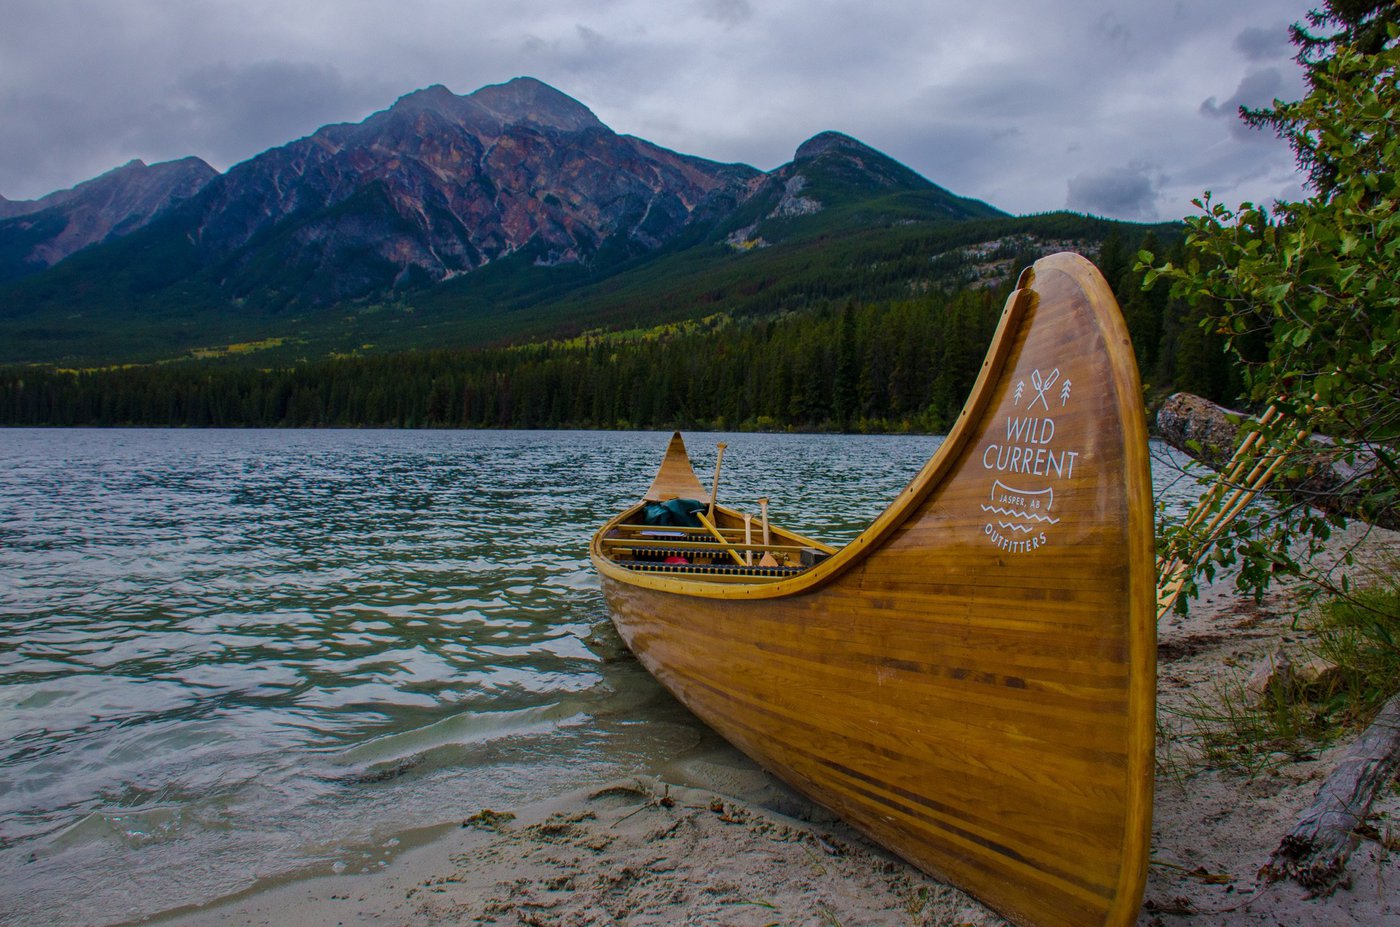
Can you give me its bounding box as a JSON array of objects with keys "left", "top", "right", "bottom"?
[
  {"left": 0, "top": 157, "right": 215, "bottom": 281},
  {"left": 717, "top": 131, "right": 1001, "bottom": 250},
  {"left": 2, "top": 78, "right": 1156, "bottom": 368},
  {"left": 117, "top": 77, "right": 759, "bottom": 305}
]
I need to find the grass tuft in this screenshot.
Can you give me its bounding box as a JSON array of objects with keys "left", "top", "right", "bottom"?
[
  {"left": 1161, "top": 582, "right": 1400, "bottom": 776},
  {"left": 1164, "top": 671, "right": 1325, "bottom": 775},
  {"left": 1310, "top": 583, "right": 1400, "bottom": 723}
]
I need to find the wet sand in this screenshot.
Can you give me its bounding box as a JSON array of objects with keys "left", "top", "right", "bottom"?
[{"left": 142, "top": 750, "right": 1000, "bottom": 927}]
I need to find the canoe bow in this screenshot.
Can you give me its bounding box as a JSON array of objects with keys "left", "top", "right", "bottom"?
[{"left": 591, "top": 252, "right": 1155, "bottom": 927}]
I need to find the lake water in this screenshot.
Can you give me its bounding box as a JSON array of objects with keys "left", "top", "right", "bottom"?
[{"left": 0, "top": 429, "right": 1197, "bottom": 925}]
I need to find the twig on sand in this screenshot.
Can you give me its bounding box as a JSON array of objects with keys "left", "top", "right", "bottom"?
[{"left": 610, "top": 783, "right": 676, "bottom": 829}]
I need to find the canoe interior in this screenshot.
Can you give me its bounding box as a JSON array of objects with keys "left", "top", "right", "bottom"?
[
  {"left": 598, "top": 501, "right": 832, "bottom": 579},
  {"left": 590, "top": 252, "right": 1155, "bottom": 927}
]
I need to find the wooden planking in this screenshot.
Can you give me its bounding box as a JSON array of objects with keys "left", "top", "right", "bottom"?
[
  {"left": 642, "top": 431, "right": 709, "bottom": 501},
  {"left": 623, "top": 598, "right": 1134, "bottom": 792},
  {"left": 646, "top": 613, "right": 1131, "bottom": 752},
  {"left": 670, "top": 673, "right": 1130, "bottom": 875},
  {"left": 591, "top": 253, "right": 1155, "bottom": 927},
  {"left": 630, "top": 627, "right": 1131, "bottom": 918}
]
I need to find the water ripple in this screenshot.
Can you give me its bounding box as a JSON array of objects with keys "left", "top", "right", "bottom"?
[{"left": 0, "top": 428, "right": 1197, "bottom": 925}]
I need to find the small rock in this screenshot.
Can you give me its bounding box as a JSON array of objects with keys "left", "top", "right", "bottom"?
[
  {"left": 1245, "top": 648, "right": 1293, "bottom": 704},
  {"left": 1293, "top": 655, "right": 1344, "bottom": 695}
]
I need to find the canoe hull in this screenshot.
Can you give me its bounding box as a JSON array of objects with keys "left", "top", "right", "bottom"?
[{"left": 594, "top": 254, "right": 1154, "bottom": 927}]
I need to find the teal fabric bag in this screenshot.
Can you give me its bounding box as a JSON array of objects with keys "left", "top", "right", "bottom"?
[{"left": 641, "top": 498, "right": 706, "bottom": 528}]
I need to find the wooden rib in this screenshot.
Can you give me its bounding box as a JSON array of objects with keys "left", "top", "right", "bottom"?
[
  {"left": 618, "top": 524, "right": 763, "bottom": 537},
  {"left": 712, "top": 503, "right": 839, "bottom": 554},
  {"left": 786, "top": 532, "right": 837, "bottom": 556},
  {"left": 591, "top": 253, "right": 1155, "bottom": 927},
  {"left": 615, "top": 523, "right": 751, "bottom": 535},
  {"left": 618, "top": 569, "right": 794, "bottom": 584}
]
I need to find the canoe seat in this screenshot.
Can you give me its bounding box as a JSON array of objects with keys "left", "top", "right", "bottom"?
[
  {"left": 614, "top": 547, "right": 743, "bottom": 561},
  {"left": 615, "top": 560, "right": 805, "bottom": 578}
]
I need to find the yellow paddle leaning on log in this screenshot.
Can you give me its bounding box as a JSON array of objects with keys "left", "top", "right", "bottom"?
[{"left": 1155, "top": 404, "right": 1309, "bottom": 619}]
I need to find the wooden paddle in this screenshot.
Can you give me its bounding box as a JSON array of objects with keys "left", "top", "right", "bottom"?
[
  {"left": 694, "top": 511, "right": 748, "bottom": 566},
  {"left": 707, "top": 442, "right": 727, "bottom": 520}
]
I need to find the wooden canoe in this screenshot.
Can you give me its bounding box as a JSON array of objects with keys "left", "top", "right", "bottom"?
[{"left": 589, "top": 252, "right": 1155, "bottom": 927}]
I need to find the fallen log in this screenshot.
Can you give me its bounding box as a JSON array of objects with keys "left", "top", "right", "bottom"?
[
  {"left": 1259, "top": 691, "right": 1400, "bottom": 893},
  {"left": 1155, "top": 392, "right": 1252, "bottom": 470}
]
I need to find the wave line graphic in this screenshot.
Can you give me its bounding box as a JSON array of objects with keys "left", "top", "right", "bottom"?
[
  {"left": 980, "top": 504, "right": 1060, "bottom": 525},
  {"left": 997, "top": 521, "right": 1035, "bottom": 534}
]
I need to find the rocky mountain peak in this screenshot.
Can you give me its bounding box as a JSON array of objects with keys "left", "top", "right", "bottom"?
[
  {"left": 786, "top": 129, "right": 942, "bottom": 199},
  {"left": 0, "top": 155, "right": 217, "bottom": 278},
  {"left": 468, "top": 76, "right": 605, "bottom": 133},
  {"left": 383, "top": 78, "right": 605, "bottom": 138},
  {"left": 383, "top": 84, "right": 481, "bottom": 126},
  {"left": 3, "top": 71, "right": 1016, "bottom": 320},
  {"left": 392, "top": 83, "right": 457, "bottom": 107},
  {"left": 794, "top": 131, "right": 876, "bottom": 162}
]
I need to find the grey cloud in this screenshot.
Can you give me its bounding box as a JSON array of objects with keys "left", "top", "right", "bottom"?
[
  {"left": 0, "top": 0, "right": 1314, "bottom": 218},
  {"left": 699, "top": 0, "right": 753, "bottom": 26},
  {"left": 1200, "top": 67, "right": 1284, "bottom": 139},
  {"left": 574, "top": 25, "right": 610, "bottom": 54},
  {"left": 1094, "top": 12, "right": 1132, "bottom": 46},
  {"left": 873, "top": 117, "right": 1031, "bottom": 206},
  {"left": 0, "top": 85, "right": 155, "bottom": 200},
  {"left": 1066, "top": 165, "right": 1161, "bottom": 220},
  {"left": 931, "top": 72, "right": 1067, "bottom": 121},
  {"left": 153, "top": 61, "right": 376, "bottom": 154},
  {"left": 1275, "top": 178, "right": 1308, "bottom": 204},
  {"left": 1201, "top": 68, "right": 1285, "bottom": 116},
  {"left": 1235, "top": 24, "right": 1291, "bottom": 61},
  {"left": 1168, "top": 125, "right": 1300, "bottom": 213},
  {"left": 518, "top": 20, "right": 661, "bottom": 88},
  {"left": 0, "top": 59, "right": 388, "bottom": 199}
]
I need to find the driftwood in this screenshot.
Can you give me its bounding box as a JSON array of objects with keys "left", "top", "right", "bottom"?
[
  {"left": 1156, "top": 392, "right": 1253, "bottom": 470},
  {"left": 1156, "top": 392, "right": 1398, "bottom": 529},
  {"left": 1260, "top": 691, "right": 1400, "bottom": 893}
]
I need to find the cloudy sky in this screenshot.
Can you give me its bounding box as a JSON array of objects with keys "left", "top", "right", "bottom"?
[{"left": 1, "top": 0, "right": 1313, "bottom": 221}]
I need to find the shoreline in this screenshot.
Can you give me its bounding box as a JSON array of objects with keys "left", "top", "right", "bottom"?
[
  {"left": 137, "top": 525, "right": 1399, "bottom": 927},
  {"left": 138, "top": 745, "right": 998, "bottom": 927}
]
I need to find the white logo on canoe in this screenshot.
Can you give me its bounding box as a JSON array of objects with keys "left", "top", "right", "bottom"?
[
  {"left": 981, "top": 481, "right": 1059, "bottom": 534},
  {"left": 979, "top": 367, "right": 1081, "bottom": 555}
]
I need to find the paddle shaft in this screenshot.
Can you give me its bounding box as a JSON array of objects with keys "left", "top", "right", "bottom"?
[{"left": 708, "top": 442, "right": 728, "bottom": 520}]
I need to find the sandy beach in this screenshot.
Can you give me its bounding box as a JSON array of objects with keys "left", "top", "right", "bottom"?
[{"left": 140, "top": 524, "right": 1400, "bottom": 927}]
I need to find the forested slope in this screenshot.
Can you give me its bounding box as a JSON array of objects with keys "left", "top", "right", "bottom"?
[{"left": 1, "top": 227, "right": 1241, "bottom": 431}]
